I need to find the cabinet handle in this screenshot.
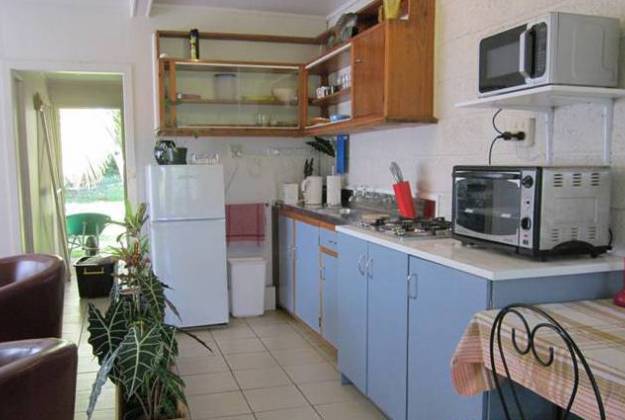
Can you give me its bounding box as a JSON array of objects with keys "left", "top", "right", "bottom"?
[
  {"left": 408, "top": 274, "right": 418, "bottom": 300},
  {"left": 366, "top": 257, "right": 373, "bottom": 279},
  {"left": 355, "top": 58, "right": 363, "bottom": 64},
  {"left": 357, "top": 255, "right": 366, "bottom": 275}
]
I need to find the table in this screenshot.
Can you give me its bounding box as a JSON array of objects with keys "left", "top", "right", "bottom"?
[{"left": 451, "top": 299, "right": 625, "bottom": 420}]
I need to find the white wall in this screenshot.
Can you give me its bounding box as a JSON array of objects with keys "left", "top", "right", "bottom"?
[
  {"left": 0, "top": 0, "right": 328, "bottom": 256},
  {"left": 338, "top": 0, "right": 625, "bottom": 251}
]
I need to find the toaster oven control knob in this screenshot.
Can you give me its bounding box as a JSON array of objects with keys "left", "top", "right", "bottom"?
[
  {"left": 521, "top": 217, "right": 532, "bottom": 230},
  {"left": 521, "top": 175, "right": 534, "bottom": 188}
]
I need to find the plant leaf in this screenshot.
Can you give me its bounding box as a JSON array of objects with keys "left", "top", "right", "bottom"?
[
  {"left": 140, "top": 272, "right": 166, "bottom": 321},
  {"left": 87, "top": 346, "right": 120, "bottom": 419},
  {"left": 87, "top": 300, "right": 129, "bottom": 364},
  {"left": 117, "top": 325, "right": 162, "bottom": 398}
]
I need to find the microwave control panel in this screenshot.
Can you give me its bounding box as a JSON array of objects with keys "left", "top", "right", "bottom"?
[{"left": 519, "top": 169, "right": 537, "bottom": 249}]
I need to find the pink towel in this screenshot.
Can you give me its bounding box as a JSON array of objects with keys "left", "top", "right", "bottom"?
[{"left": 226, "top": 203, "right": 265, "bottom": 243}]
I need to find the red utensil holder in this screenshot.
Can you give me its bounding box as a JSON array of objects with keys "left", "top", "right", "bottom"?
[{"left": 393, "top": 181, "right": 416, "bottom": 219}]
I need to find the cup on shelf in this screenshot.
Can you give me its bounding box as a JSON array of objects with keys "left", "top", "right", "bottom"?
[{"left": 256, "top": 113, "right": 269, "bottom": 126}]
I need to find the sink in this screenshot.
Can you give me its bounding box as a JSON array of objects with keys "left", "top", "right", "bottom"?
[{"left": 314, "top": 207, "right": 362, "bottom": 221}]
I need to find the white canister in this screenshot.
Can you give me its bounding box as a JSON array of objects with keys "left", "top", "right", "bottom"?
[
  {"left": 301, "top": 176, "right": 323, "bottom": 206},
  {"left": 326, "top": 175, "right": 342, "bottom": 207},
  {"left": 282, "top": 183, "right": 299, "bottom": 205},
  {"left": 214, "top": 73, "right": 237, "bottom": 100}
]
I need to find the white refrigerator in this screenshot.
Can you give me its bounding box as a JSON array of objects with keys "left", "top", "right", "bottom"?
[{"left": 147, "top": 164, "right": 229, "bottom": 327}]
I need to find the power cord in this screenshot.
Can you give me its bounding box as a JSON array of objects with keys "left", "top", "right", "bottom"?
[{"left": 488, "top": 109, "right": 526, "bottom": 165}]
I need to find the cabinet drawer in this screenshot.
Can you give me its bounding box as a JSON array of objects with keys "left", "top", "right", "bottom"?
[{"left": 320, "top": 229, "right": 338, "bottom": 251}]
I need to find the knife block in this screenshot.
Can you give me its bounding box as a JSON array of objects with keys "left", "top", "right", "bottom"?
[{"left": 393, "top": 181, "right": 416, "bottom": 219}]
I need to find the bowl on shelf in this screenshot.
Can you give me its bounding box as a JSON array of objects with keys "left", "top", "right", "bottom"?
[
  {"left": 272, "top": 87, "right": 297, "bottom": 104},
  {"left": 309, "top": 117, "right": 331, "bottom": 126},
  {"left": 330, "top": 114, "right": 351, "bottom": 122}
]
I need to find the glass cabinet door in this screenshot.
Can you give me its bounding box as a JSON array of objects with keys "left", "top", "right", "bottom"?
[{"left": 162, "top": 60, "right": 301, "bottom": 131}]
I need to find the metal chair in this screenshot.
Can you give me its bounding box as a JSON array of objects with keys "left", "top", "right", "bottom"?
[
  {"left": 489, "top": 304, "right": 605, "bottom": 420},
  {"left": 66, "top": 213, "right": 112, "bottom": 255}
]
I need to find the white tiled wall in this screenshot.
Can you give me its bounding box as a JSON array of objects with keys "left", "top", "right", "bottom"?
[{"left": 345, "top": 0, "right": 625, "bottom": 251}]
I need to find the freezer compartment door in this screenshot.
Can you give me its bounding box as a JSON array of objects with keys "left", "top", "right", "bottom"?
[
  {"left": 147, "top": 164, "right": 225, "bottom": 221},
  {"left": 150, "top": 219, "right": 229, "bottom": 327}
]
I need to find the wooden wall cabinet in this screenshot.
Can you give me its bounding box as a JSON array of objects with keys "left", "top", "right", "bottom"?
[{"left": 155, "top": 0, "right": 436, "bottom": 137}]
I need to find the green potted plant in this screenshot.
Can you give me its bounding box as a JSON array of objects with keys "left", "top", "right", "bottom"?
[{"left": 86, "top": 202, "right": 208, "bottom": 420}]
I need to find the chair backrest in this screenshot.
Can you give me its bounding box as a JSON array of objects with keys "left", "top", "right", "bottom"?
[
  {"left": 489, "top": 304, "right": 605, "bottom": 420},
  {"left": 0, "top": 254, "right": 61, "bottom": 286},
  {"left": 0, "top": 254, "right": 65, "bottom": 342},
  {"left": 0, "top": 338, "right": 77, "bottom": 420},
  {"left": 66, "top": 213, "right": 112, "bottom": 236}
]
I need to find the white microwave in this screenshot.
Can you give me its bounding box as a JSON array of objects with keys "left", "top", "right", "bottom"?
[{"left": 478, "top": 12, "right": 621, "bottom": 96}]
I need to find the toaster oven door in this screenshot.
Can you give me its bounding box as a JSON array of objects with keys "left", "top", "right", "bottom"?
[{"left": 453, "top": 172, "right": 522, "bottom": 246}]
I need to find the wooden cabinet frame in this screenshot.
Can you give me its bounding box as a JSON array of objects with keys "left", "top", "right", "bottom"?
[{"left": 155, "top": 0, "right": 436, "bottom": 138}]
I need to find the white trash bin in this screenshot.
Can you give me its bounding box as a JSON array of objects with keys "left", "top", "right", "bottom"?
[{"left": 228, "top": 257, "right": 266, "bottom": 317}]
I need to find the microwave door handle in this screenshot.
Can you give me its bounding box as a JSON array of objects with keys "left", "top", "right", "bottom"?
[{"left": 519, "top": 28, "right": 531, "bottom": 79}]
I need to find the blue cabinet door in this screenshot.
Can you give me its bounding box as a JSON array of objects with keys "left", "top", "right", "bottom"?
[
  {"left": 407, "top": 257, "right": 487, "bottom": 420},
  {"left": 295, "top": 221, "right": 320, "bottom": 332},
  {"left": 367, "top": 243, "right": 409, "bottom": 420},
  {"left": 337, "top": 233, "right": 369, "bottom": 393},
  {"left": 278, "top": 216, "right": 294, "bottom": 313},
  {"left": 321, "top": 251, "right": 338, "bottom": 347}
]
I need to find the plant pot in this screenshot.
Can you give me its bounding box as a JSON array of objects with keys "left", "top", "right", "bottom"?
[{"left": 116, "top": 386, "right": 189, "bottom": 420}]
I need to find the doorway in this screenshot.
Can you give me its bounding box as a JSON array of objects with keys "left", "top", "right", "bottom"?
[
  {"left": 61, "top": 107, "right": 125, "bottom": 257},
  {"left": 13, "top": 71, "right": 126, "bottom": 261}
]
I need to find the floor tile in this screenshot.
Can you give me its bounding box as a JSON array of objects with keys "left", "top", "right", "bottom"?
[
  {"left": 217, "top": 337, "right": 266, "bottom": 354},
  {"left": 75, "top": 387, "right": 115, "bottom": 411},
  {"left": 314, "top": 400, "right": 385, "bottom": 420},
  {"left": 270, "top": 348, "right": 325, "bottom": 366},
  {"left": 73, "top": 409, "right": 116, "bottom": 420},
  {"left": 299, "top": 380, "right": 363, "bottom": 405},
  {"left": 261, "top": 334, "right": 312, "bottom": 351},
  {"left": 243, "top": 385, "right": 308, "bottom": 412},
  {"left": 254, "top": 406, "right": 321, "bottom": 420},
  {"left": 284, "top": 362, "right": 340, "bottom": 384},
  {"left": 197, "top": 415, "right": 254, "bottom": 420},
  {"left": 176, "top": 354, "right": 230, "bottom": 375},
  {"left": 233, "top": 367, "right": 291, "bottom": 390},
  {"left": 225, "top": 352, "right": 279, "bottom": 371},
  {"left": 187, "top": 390, "right": 251, "bottom": 419},
  {"left": 211, "top": 325, "right": 256, "bottom": 340},
  {"left": 183, "top": 371, "right": 239, "bottom": 395},
  {"left": 250, "top": 323, "right": 296, "bottom": 338}
]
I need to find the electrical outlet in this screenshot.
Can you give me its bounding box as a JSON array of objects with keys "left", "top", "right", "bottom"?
[
  {"left": 230, "top": 144, "right": 243, "bottom": 158},
  {"left": 500, "top": 116, "right": 535, "bottom": 147}
]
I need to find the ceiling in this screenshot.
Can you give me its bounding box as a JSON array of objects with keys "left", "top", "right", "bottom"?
[{"left": 153, "top": 0, "right": 351, "bottom": 16}]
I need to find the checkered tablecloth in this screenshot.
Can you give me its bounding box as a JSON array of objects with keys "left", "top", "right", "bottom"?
[{"left": 451, "top": 300, "right": 625, "bottom": 420}]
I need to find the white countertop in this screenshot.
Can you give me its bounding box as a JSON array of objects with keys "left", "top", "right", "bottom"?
[{"left": 336, "top": 225, "right": 624, "bottom": 281}]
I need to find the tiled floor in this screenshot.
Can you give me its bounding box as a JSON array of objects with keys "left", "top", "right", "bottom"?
[{"left": 64, "top": 279, "right": 385, "bottom": 419}]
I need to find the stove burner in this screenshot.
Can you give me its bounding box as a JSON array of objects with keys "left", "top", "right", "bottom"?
[{"left": 363, "top": 216, "right": 452, "bottom": 239}]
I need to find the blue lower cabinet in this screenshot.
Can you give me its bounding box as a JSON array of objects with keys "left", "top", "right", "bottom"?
[
  {"left": 321, "top": 251, "right": 339, "bottom": 347},
  {"left": 367, "top": 244, "right": 409, "bottom": 420},
  {"left": 407, "top": 257, "right": 487, "bottom": 420},
  {"left": 337, "top": 233, "right": 369, "bottom": 393},
  {"left": 295, "top": 221, "right": 320, "bottom": 332}
]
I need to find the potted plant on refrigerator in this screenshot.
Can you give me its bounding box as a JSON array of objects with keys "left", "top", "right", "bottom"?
[{"left": 85, "top": 202, "right": 207, "bottom": 420}]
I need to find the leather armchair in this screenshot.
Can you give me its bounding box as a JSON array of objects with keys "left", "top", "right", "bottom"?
[
  {"left": 0, "top": 254, "right": 65, "bottom": 342},
  {"left": 0, "top": 338, "right": 77, "bottom": 420}
]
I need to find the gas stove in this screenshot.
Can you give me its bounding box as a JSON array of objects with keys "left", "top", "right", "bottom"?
[{"left": 360, "top": 217, "right": 452, "bottom": 239}]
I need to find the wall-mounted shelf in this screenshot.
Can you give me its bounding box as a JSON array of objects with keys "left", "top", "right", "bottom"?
[
  {"left": 456, "top": 85, "right": 625, "bottom": 164},
  {"left": 309, "top": 88, "right": 351, "bottom": 107},
  {"left": 155, "top": 0, "right": 436, "bottom": 138},
  {"left": 178, "top": 98, "right": 296, "bottom": 106}
]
